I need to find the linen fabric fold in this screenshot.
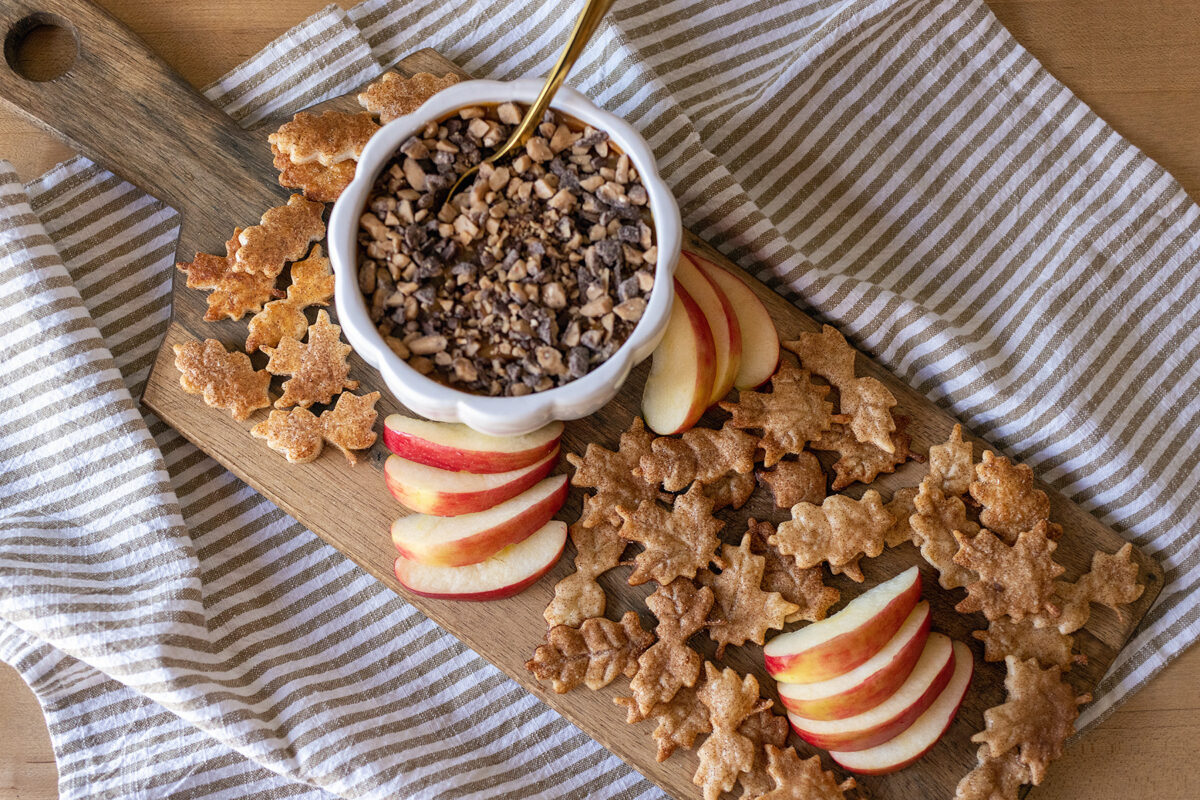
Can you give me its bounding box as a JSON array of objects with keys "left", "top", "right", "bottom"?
[{"left": 3, "top": 1, "right": 1200, "bottom": 798}]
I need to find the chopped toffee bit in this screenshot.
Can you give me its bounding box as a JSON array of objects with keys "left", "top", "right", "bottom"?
[{"left": 358, "top": 104, "right": 657, "bottom": 396}]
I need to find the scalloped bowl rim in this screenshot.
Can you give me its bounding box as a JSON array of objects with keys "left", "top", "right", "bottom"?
[{"left": 329, "top": 79, "right": 680, "bottom": 436}]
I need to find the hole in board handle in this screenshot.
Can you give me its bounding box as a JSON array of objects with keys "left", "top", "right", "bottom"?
[{"left": 4, "top": 12, "right": 79, "bottom": 82}]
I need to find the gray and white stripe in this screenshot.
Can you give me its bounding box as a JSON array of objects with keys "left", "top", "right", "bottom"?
[
  {"left": 2, "top": 154, "right": 649, "bottom": 798},
  {"left": 4, "top": 0, "right": 1200, "bottom": 797}
]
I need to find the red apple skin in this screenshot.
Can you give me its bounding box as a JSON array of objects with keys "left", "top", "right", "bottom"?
[
  {"left": 393, "top": 522, "right": 568, "bottom": 601},
  {"left": 678, "top": 252, "right": 741, "bottom": 406},
  {"left": 390, "top": 476, "right": 567, "bottom": 566},
  {"left": 787, "top": 634, "right": 956, "bottom": 751},
  {"left": 641, "top": 284, "right": 717, "bottom": 435},
  {"left": 383, "top": 447, "right": 559, "bottom": 516},
  {"left": 394, "top": 542, "right": 563, "bottom": 601},
  {"left": 764, "top": 571, "right": 922, "bottom": 684},
  {"left": 685, "top": 251, "right": 779, "bottom": 389},
  {"left": 777, "top": 604, "right": 931, "bottom": 720},
  {"left": 383, "top": 416, "right": 562, "bottom": 473},
  {"left": 830, "top": 640, "right": 975, "bottom": 775}
]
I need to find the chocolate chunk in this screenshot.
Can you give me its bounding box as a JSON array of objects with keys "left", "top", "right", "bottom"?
[
  {"left": 594, "top": 238, "right": 622, "bottom": 266},
  {"left": 567, "top": 346, "right": 591, "bottom": 378}
]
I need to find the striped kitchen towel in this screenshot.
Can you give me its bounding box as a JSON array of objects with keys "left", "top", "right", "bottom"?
[{"left": 3, "top": 0, "right": 1199, "bottom": 798}]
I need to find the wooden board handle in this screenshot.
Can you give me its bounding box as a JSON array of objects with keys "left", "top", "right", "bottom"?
[{"left": 0, "top": 0, "right": 283, "bottom": 247}]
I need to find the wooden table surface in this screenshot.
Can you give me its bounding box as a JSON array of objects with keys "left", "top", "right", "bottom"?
[{"left": 2, "top": 2, "right": 1199, "bottom": 799}]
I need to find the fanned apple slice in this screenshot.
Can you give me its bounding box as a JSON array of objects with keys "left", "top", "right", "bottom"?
[
  {"left": 686, "top": 251, "right": 779, "bottom": 389},
  {"left": 384, "top": 445, "right": 560, "bottom": 516},
  {"left": 641, "top": 284, "right": 717, "bottom": 435},
  {"left": 777, "top": 601, "right": 931, "bottom": 721},
  {"left": 678, "top": 252, "right": 741, "bottom": 405},
  {"left": 789, "top": 632, "right": 955, "bottom": 751},
  {"left": 390, "top": 475, "right": 567, "bottom": 567},
  {"left": 395, "top": 520, "right": 568, "bottom": 601},
  {"left": 383, "top": 414, "right": 563, "bottom": 473},
  {"left": 765, "top": 567, "right": 921, "bottom": 684},
  {"left": 830, "top": 640, "right": 974, "bottom": 774}
]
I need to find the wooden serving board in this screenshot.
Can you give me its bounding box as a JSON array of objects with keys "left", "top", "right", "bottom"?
[{"left": 0, "top": 3, "right": 1164, "bottom": 798}]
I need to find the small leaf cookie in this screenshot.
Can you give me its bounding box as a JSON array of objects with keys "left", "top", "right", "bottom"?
[
  {"left": 969, "top": 451, "right": 1052, "bottom": 544},
  {"left": 526, "top": 612, "right": 654, "bottom": 693},
  {"left": 735, "top": 708, "right": 790, "bottom": 799},
  {"left": 616, "top": 483, "right": 725, "bottom": 587},
  {"left": 544, "top": 520, "right": 626, "bottom": 628},
  {"left": 262, "top": 309, "right": 358, "bottom": 408},
  {"left": 954, "top": 523, "right": 1065, "bottom": 622},
  {"left": 638, "top": 423, "right": 759, "bottom": 492},
  {"left": 784, "top": 324, "right": 898, "bottom": 453},
  {"left": 319, "top": 391, "right": 380, "bottom": 465},
  {"left": 177, "top": 228, "right": 282, "bottom": 321},
  {"left": 252, "top": 408, "right": 323, "bottom": 464},
  {"left": 720, "top": 363, "right": 843, "bottom": 466},
  {"left": 758, "top": 745, "right": 856, "bottom": 800},
  {"left": 757, "top": 453, "right": 826, "bottom": 509},
  {"left": 357, "top": 71, "right": 461, "bottom": 123},
  {"left": 233, "top": 194, "right": 326, "bottom": 279},
  {"left": 771, "top": 490, "right": 893, "bottom": 582},
  {"left": 173, "top": 338, "right": 270, "bottom": 421},
  {"left": 746, "top": 519, "right": 839, "bottom": 624},
  {"left": 272, "top": 144, "right": 358, "bottom": 202},
  {"left": 693, "top": 663, "right": 770, "bottom": 800},
  {"left": 971, "top": 656, "right": 1091, "bottom": 784},
  {"left": 567, "top": 417, "right": 666, "bottom": 528},
  {"left": 930, "top": 423, "right": 973, "bottom": 496},
  {"left": 253, "top": 391, "right": 379, "bottom": 465},
  {"left": 269, "top": 111, "right": 379, "bottom": 167},
  {"left": 620, "top": 579, "right": 713, "bottom": 718},
  {"left": 699, "top": 533, "right": 800, "bottom": 657},
  {"left": 245, "top": 244, "right": 335, "bottom": 353}
]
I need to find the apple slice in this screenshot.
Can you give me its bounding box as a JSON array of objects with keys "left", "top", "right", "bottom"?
[
  {"left": 394, "top": 520, "right": 568, "bottom": 601},
  {"left": 777, "top": 601, "right": 930, "bottom": 721},
  {"left": 641, "top": 285, "right": 717, "bottom": 435},
  {"left": 390, "top": 475, "right": 567, "bottom": 566},
  {"left": 686, "top": 251, "right": 779, "bottom": 389},
  {"left": 383, "top": 415, "right": 563, "bottom": 474},
  {"left": 830, "top": 640, "right": 974, "bottom": 774},
  {"left": 384, "top": 445, "right": 560, "bottom": 516},
  {"left": 765, "top": 566, "right": 921, "bottom": 684},
  {"left": 678, "top": 252, "right": 741, "bottom": 405},
  {"left": 788, "top": 633, "right": 955, "bottom": 751}
]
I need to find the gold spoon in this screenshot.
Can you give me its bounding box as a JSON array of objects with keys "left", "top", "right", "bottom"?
[{"left": 444, "top": 0, "right": 617, "bottom": 203}]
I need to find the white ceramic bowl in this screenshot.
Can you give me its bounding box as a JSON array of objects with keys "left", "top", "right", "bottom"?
[{"left": 329, "top": 79, "right": 681, "bottom": 436}]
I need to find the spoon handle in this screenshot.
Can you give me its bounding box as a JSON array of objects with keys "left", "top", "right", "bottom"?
[{"left": 505, "top": 0, "right": 617, "bottom": 148}]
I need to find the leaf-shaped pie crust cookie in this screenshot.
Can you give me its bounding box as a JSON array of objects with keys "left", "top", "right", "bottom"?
[
  {"left": 969, "top": 451, "right": 1052, "bottom": 544},
  {"left": 616, "top": 483, "right": 725, "bottom": 587},
  {"left": 262, "top": 309, "right": 359, "bottom": 408},
  {"left": 784, "top": 324, "right": 898, "bottom": 453},
  {"left": 699, "top": 533, "right": 799, "bottom": 657},
  {"left": 173, "top": 338, "right": 270, "bottom": 421},
  {"left": 245, "top": 244, "right": 336, "bottom": 353},
  {"left": 771, "top": 490, "right": 893, "bottom": 582},
  {"left": 971, "top": 656, "right": 1091, "bottom": 785},
  {"left": 357, "top": 71, "right": 462, "bottom": 123},
  {"left": 720, "top": 363, "right": 843, "bottom": 466},
  {"left": 621, "top": 579, "right": 713, "bottom": 718},
  {"left": 567, "top": 417, "right": 665, "bottom": 528},
  {"left": 693, "top": 663, "right": 768, "bottom": 800},
  {"left": 526, "top": 612, "right": 654, "bottom": 693},
  {"left": 176, "top": 228, "right": 283, "bottom": 321},
  {"left": 758, "top": 745, "right": 856, "bottom": 800},
  {"left": 954, "top": 523, "right": 1065, "bottom": 622}
]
